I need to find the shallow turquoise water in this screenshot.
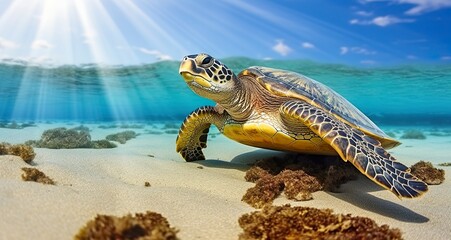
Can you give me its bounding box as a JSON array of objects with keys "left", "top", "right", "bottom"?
[{"left": 1, "top": 59, "right": 450, "bottom": 126}]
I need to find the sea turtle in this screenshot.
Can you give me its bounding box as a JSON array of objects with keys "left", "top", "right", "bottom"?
[{"left": 176, "top": 53, "right": 427, "bottom": 198}]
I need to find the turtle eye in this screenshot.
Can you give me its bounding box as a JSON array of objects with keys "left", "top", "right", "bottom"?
[{"left": 201, "top": 56, "right": 212, "bottom": 65}]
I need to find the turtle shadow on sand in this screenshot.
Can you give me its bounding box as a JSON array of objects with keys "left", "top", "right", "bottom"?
[
  {"left": 326, "top": 177, "right": 429, "bottom": 223},
  {"left": 192, "top": 149, "right": 283, "bottom": 171},
  {"left": 193, "top": 159, "right": 249, "bottom": 171}
]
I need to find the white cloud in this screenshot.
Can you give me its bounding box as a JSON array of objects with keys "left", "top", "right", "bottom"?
[
  {"left": 359, "top": 0, "right": 451, "bottom": 15},
  {"left": 31, "top": 39, "right": 52, "bottom": 50},
  {"left": 350, "top": 15, "right": 415, "bottom": 26},
  {"left": 373, "top": 15, "right": 415, "bottom": 26},
  {"left": 358, "top": 0, "right": 390, "bottom": 3},
  {"left": 340, "top": 47, "right": 349, "bottom": 55},
  {"left": 441, "top": 56, "right": 451, "bottom": 60},
  {"left": 340, "top": 46, "right": 376, "bottom": 55},
  {"left": 82, "top": 29, "right": 98, "bottom": 45},
  {"left": 356, "top": 10, "right": 374, "bottom": 16},
  {"left": 272, "top": 40, "right": 292, "bottom": 56},
  {"left": 398, "top": 0, "right": 451, "bottom": 15},
  {"left": 301, "top": 42, "right": 315, "bottom": 49},
  {"left": 138, "top": 48, "right": 172, "bottom": 61},
  {"left": 0, "top": 37, "right": 19, "bottom": 49},
  {"left": 349, "top": 19, "right": 360, "bottom": 25}
]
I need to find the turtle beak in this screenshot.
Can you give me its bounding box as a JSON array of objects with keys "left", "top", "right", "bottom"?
[
  {"left": 179, "top": 58, "right": 194, "bottom": 75},
  {"left": 179, "top": 58, "right": 212, "bottom": 88}
]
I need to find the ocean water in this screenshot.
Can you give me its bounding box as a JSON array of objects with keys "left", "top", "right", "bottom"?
[{"left": 1, "top": 58, "right": 451, "bottom": 126}]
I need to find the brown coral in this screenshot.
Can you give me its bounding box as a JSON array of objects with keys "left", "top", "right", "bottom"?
[
  {"left": 75, "top": 211, "right": 178, "bottom": 240},
  {"left": 279, "top": 169, "right": 322, "bottom": 201},
  {"left": 0, "top": 142, "right": 36, "bottom": 163},
  {"left": 410, "top": 161, "right": 445, "bottom": 185},
  {"left": 243, "top": 166, "right": 271, "bottom": 182},
  {"left": 242, "top": 176, "right": 284, "bottom": 208},
  {"left": 21, "top": 167, "right": 55, "bottom": 185},
  {"left": 238, "top": 204, "right": 402, "bottom": 240},
  {"left": 242, "top": 154, "right": 358, "bottom": 208}
]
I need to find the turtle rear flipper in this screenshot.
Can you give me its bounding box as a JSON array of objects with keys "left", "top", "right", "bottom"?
[
  {"left": 281, "top": 100, "right": 428, "bottom": 198},
  {"left": 176, "top": 106, "right": 226, "bottom": 162}
]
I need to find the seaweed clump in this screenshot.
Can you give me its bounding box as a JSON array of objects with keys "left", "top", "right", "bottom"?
[
  {"left": 21, "top": 167, "right": 55, "bottom": 185},
  {"left": 26, "top": 127, "right": 117, "bottom": 149},
  {"left": 0, "top": 142, "right": 36, "bottom": 163},
  {"left": 410, "top": 161, "right": 445, "bottom": 185},
  {"left": 238, "top": 204, "right": 402, "bottom": 240},
  {"left": 106, "top": 130, "right": 138, "bottom": 144},
  {"left": 75, "top": 211, "right": 178, "bottom": 240},
  {"left": 400, "top": 130, "right": 426, "bottom": 139},
  {"left": 438, "top": 162, "right": 451, "bottom": 167},
  {"left": 242, "top": 154, "right": 358, "bottom": 208}
]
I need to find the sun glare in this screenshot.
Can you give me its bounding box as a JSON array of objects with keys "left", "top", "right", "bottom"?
[{"left": 2, "top": 0, "right": 176, "bottom": 121}]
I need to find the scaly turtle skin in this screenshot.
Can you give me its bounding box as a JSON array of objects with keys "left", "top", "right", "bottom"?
[{"left": 176, "top": 53, "right": 427, "bottom": 198}]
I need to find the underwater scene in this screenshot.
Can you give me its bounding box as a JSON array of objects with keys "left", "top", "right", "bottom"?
[
  {"left": 0, "top": 1, "right": 450, "bottom": 240},
  {"left": 1, "top": 60, "right": 451, "bottom": 125}
]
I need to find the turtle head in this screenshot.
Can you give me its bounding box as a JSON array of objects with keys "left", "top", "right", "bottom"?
[{"left": 179, "top": 53, "right": 237, "bottom": 101}]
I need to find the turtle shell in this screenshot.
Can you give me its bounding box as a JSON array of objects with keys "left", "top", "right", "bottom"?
[{"left": 239, "top": 66, "right": 399, "bottom": 148}]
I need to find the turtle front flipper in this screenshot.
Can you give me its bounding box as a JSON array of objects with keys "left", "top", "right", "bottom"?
[
  {"left": 280, "top": 100, "right": 428, "bottom": 198},
  {"left": 176, "top": 106, "right": 226, "bottom": 162}
]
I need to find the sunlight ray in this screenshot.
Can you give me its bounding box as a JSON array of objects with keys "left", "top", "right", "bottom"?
[
  {"left": 6, "top": 0, "right": 44, "bottom": 120},
  {"left": 111, "top": 0, "right": 186, "bottom": 58},
  {"left": 32, "top": 1, "right": 68, "bottom": 120},
  {"left": 74, "top": 0, "right": 141, "bottom": 121},
  {"left": 0, "top": 0, "right": 41, "bottom": 47}
]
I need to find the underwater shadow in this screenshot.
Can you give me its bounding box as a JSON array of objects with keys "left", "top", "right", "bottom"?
[
  {"left": 328, "top": 177, "right": 429, "bottom": 223},
  {"left": 195, "top": 159, "right": 249, "bottom": 171},
  {"left": 195, "top": 149, "right": 285, "bottom": 171}
]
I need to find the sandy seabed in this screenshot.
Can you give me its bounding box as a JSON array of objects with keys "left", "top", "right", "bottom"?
[{"left": 0, "top": 123, "right": 450, "bottom": 239}]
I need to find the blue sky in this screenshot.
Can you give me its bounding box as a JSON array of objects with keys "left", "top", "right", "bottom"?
[{"left": 0, "top": 0, "right": 449, "bottom": 65}]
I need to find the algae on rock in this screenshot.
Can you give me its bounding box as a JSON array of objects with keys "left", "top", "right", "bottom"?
[
  {"left": 106, "top": 130, "right": 138, "bottom": 144},
  {"left": 21, "top": 167, "right": 55, "bottom": 185},
  {"left": 26, "top": 127, "right": 117, "bottom": 149},
  {"left": 239, "top": 204, "right": 402, "bottom": 240},
  {"left": 27, "top": 127, "right": 91, "bottom": 149},
  {"left": 75, "top": 211, "right": 178, "bottom": 240},
  {"left": 0, "top": 142, "right": 36, "bottom": 163}
]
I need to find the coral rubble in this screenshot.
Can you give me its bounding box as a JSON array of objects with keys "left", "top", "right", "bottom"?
[
  {"left": 238, "top": 204, "right": 402, "bottom": 240},
  {"left": 106, "top": 130, "right": 138, "bottom": 144},
  {"left": 75, "top": 211, "right": 178, "bottom": 240},
  {"left": 0, "top": 121, "right": 36, "bottom": 129},
  {"left": 26, "top": 127, "right": 117, "bottom": 149},
  {"left": 26, "top": 127, "right": 91, "bottom": 149},
  {"left": 410, "top": 161, "right": 445, "bottom": 185},
  {"left": 400, "top": 130, "right": 426, "bottom": 139},
  {"left": 21, "top": 167, "right": 55, "bottom": 185},
  {"left": 242, "top": 154, "right": 358, "bottom": 208},
  {"left": 164, "top": 129, "right": 179, "bottom": 135},
  {"left": 0, "top": 142, "right": 36, "bottom": 163},
  {"left": 90, "top": 140, "right": 117, "bottom": 149}
]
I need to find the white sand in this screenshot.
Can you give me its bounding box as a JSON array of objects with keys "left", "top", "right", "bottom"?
[{"left": 0, "top": 123, "right": 450, "bottom": 239}]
